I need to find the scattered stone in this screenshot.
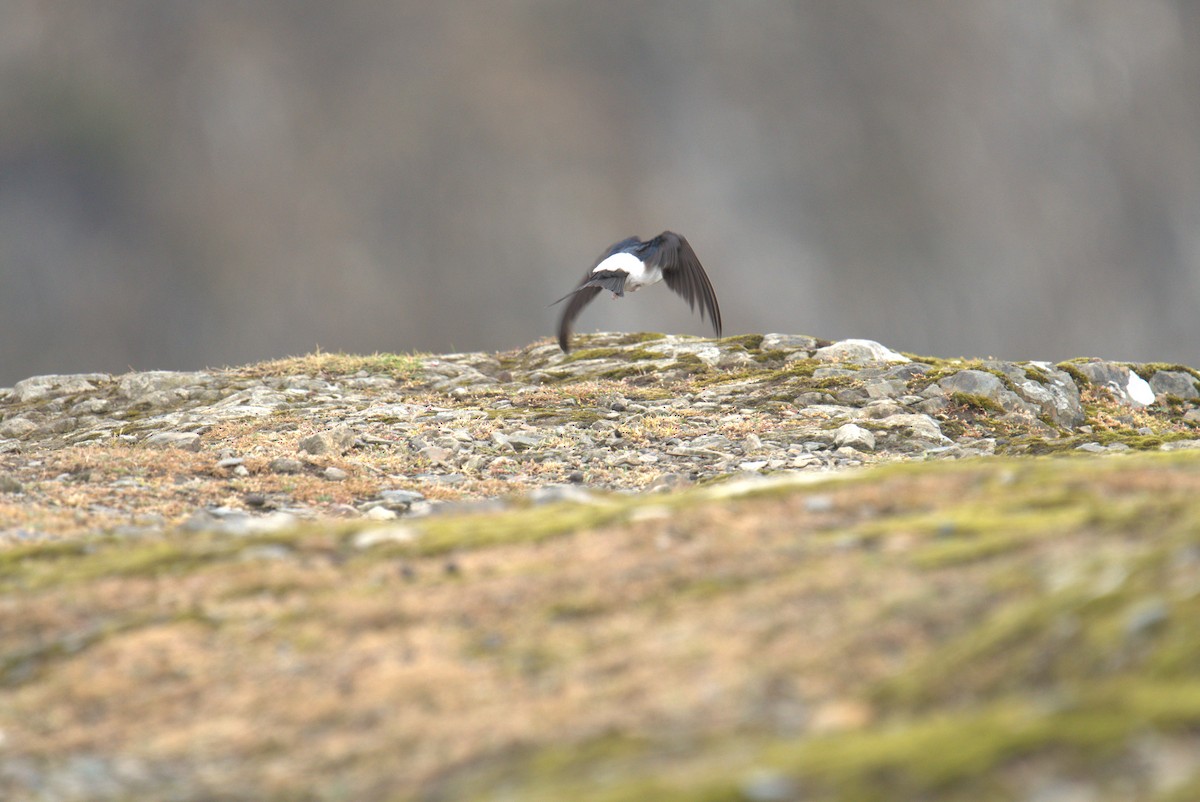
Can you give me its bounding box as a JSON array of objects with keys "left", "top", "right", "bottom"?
[
  {"left": 269, "top": 457, "right": 304, "bottom": 474},
  {"left": 833, "top": 423, "right": 875, "bottom": 452},
  {"left": 117, "top": 371, "right": 208, "bottom": 404},
  {"left": 418, "top": 445, "right": 454, "bottom": 465},
  {"left": 814, "top": 339, "right": 909, "bottom": 365},
  {"left": 1150, "top": 370, "right": 1200, "bottom": 400},
  {"left": 323, "top": 466, "right": 349, "bottom": 481},
  {"left": 761, "top": 333, "right": 820, "bottom": 351},
  {"left": 308, "top": 425, "right": 356, "bottom": 454},
  {"left": 380, "top": 489, "right": 425, "bottom": 509},
  {"left": 298, "top": 434, "right": 331, "bottom": 455},
  {"left": 364, "top": 506, "right": 398, "bottom": 521},
  {"left": 14, "top": 373, "right": 109, "bottom": 403},
  {"left": 143, "top": 432, "right": 202, "bottom": 451},
  {"left": 0, "top": 417, "right": 37, "bottom": 439}
]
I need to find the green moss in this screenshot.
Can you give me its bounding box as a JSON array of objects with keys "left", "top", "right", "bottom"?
[
  {"left": 669, "top": 353, "right": 711, "bottom": 374},
  {"left": 1132, "top": 362, "right": 1200, "bottom": 379},
  {"left": 716, "top": 333, "right": 765, "bottom": 350},
  {"left": 560, "top": 347, "right": 625, "bottom": 363},
  {"left": 1023, "top": 364, "right": 1051, "bottom": 383},
  {"left": 948, "top": 392, "right": 1005, "bottom": 414},
  {"left": 617, "top": 332, "right": 668, "bottom": 345},
  {"left": 598, "top": 365, "right": 653, "bottom": 380},
  {"left": 1056, "top": 362, "right": 1092, "bottom": 388},
  {"left": 751, "top": 349, "right": 793, "bottom": 364}
]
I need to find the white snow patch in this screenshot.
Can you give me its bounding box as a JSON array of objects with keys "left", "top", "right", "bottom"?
[{"left": 1126, "top": 371, "right": 1155, "bottom": 406}]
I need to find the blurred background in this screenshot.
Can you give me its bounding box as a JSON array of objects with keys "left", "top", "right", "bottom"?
[{"left": 2, "top": 1, "right": 1199, "bottom": 385}]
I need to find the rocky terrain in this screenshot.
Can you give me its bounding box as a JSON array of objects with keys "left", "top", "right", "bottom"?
[
  {"left": 2, "top": 332, "right": 1198, "bottom": 543},
  {"left": 2, "top": 333, "right": 1200, "bottom": 800}
]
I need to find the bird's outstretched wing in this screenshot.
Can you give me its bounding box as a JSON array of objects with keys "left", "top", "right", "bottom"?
[
  {"left": 554, "top": 238, "right": 637, "bottom": 353},
  {"left": 649, "top": 231, "right": 722, "bottom": 336}
]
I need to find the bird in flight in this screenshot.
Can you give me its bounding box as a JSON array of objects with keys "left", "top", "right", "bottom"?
[{"left": 552, "top": 231, "right": 722, "bottom": 353}]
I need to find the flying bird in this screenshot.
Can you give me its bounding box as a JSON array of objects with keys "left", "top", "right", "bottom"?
[{"left": 552, "top": 231, "right": 722, "bottom": 353}]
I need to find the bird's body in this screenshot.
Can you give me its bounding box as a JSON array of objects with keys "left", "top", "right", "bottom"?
[{"left": 553, "top": 231, "right": 721, "bottom": 353}]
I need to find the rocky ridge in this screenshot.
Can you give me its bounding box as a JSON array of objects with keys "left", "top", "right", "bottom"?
[{"left": 1, "top": 332, "right": 1199, "bottom": 542}]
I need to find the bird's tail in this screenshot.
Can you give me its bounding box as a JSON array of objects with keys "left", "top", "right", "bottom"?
[{"left": 549, "top": 270, "right": 627, "bottom": 306}]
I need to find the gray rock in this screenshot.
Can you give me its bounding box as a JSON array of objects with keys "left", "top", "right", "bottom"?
[
  {"left": 364, "top": 506, "right": 398, "bottom": 521},
  {"left": 938, "top": 369, "right": 1041, "bottom": 418},
  {"left": 914, "top": 396, "right": 949, "bottom": 414},
  {"left": 1010, "top": 363, "right": 1084, "bottom": 427},
  {"left": 418, "top": 445, "right": 455, "bottom": 465},
  {"left": 761, "top": 333, "right": 820, "bottom": 352},
  {"left": 380, "top": 489, "right": 425, "bottom": 509},
  {"left": 874, "top": 414, "right": 947, "bottom": 445},
  {"left": 268, "top": 457, "right": 304, "bottom": 474},
  {"left": 860, "top": 400, "right": 907, "bottom": 419},
  {"left": 0, "top": 417, "right": 38, "bottom": 439},
  {"left": 117, "top": 371, "right": 208, "bottom": 404},
  {"left": 864, "top": 379, "right": 908, "bottom": 399},
  {"left": 506, "top": 433, "right": 543, "bottom": 451},
  {"left": 13, "top": 373, "right": 109, "bottom": 403},
  {"left": 1150, "top": 370, "right": 1199, "bottom": 399},
  {"left": 939, "top": 369, "right": 1004, "bottom": 399},
  {"left": 323, "top": 466, "right": 349, "bottom": 481},
  {"left": 298, "top": 433, "right": 330, "bottom": 455},
  {"left": 833, "top": 423, "right": 875, "bottom": 451},
  {"left": 143, "top": 431, "right": 202, "bottom": 451},
  {"left": 812, "top": 367, "right": 858, "bottom": 379},
  {"left": 814, "top": 339, "right": 910, "bottom": 365}
]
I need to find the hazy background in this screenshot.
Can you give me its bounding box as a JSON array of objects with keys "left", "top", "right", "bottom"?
[{"left": 3, "top": 1, "right": 1199, "bottom": 385}]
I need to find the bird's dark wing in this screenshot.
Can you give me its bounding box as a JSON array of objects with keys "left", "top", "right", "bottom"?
[
  {"left": 649, "top": 231, "right": 722, "bottom": 337},
  {"left": 554, "top": 237, "right": 639, "bottom": 353}
]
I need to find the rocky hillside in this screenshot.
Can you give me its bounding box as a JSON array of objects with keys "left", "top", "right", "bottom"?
[{"left": 2, "top": 334, "right": 1200, "bottom": 800}]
